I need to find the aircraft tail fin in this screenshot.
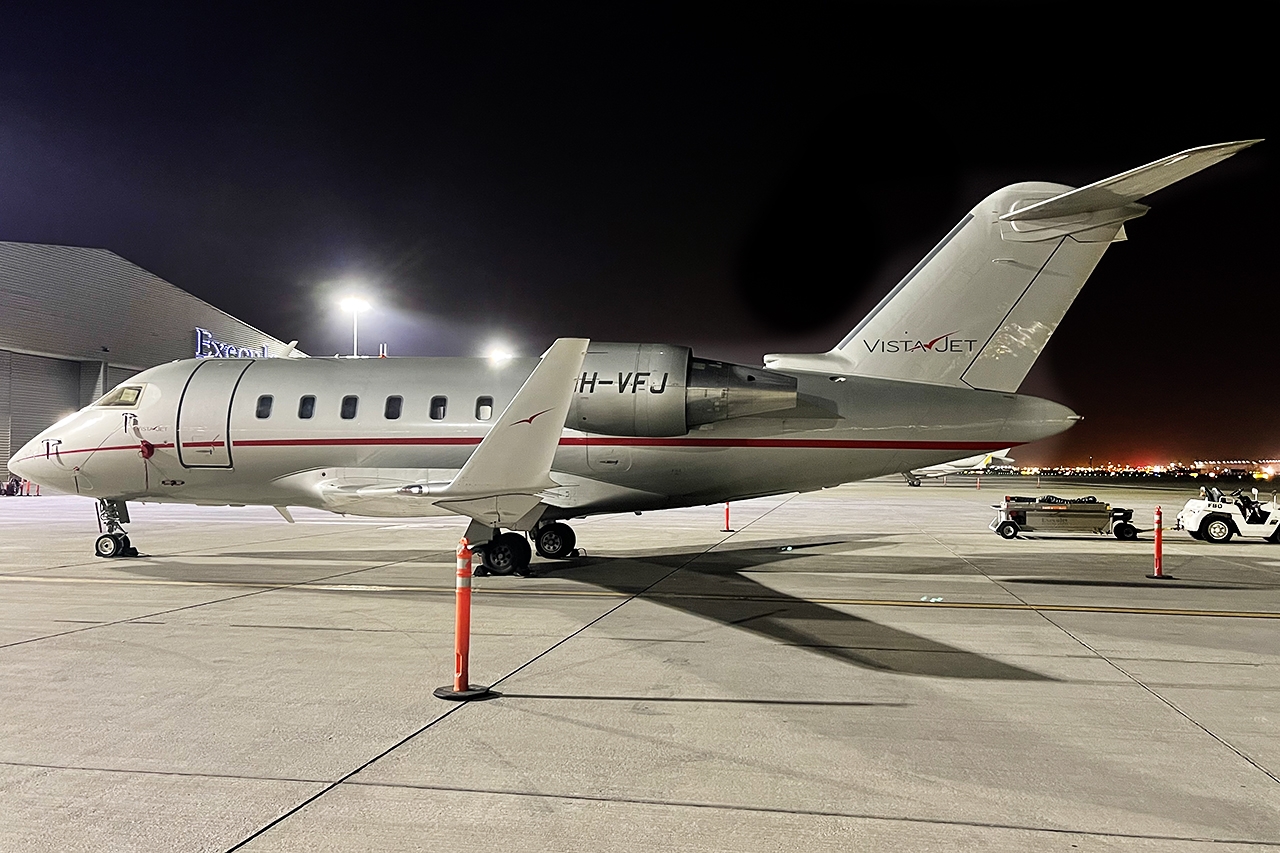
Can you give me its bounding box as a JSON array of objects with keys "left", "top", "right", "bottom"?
[
  {"left": 764, "top": 140, "right": 1259, "bottom": 392},
  {"left": 435, "top": 337, "right": 589, "bottom": 526}
]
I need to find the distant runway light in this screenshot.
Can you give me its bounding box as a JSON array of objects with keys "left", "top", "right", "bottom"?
[{"left": 486, "top": 344, "right": 514, "bottom": 362}]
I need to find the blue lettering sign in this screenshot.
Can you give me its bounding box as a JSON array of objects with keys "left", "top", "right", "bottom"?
[{"left": 194, "top": 328, "right": 268, "bottom": 359}]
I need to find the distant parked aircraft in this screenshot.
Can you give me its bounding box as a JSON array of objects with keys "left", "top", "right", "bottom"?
[{"left": 903, "top": 449, "right": 1014, "bottom": 486}]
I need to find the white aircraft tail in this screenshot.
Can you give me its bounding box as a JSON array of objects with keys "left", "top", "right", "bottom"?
[{"left": 765, "top": 140, "right": 1259, "bottom": 391}]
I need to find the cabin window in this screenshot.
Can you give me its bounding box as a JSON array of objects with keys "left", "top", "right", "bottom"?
[
  {"left": 430, "top": 396, "right": 448, "bottom": 420},
  {"left": 384, "top": 395, "right": 403, "bottom": 420},
  {"left": 475, "top": 396, "right": 493, "bottom": 420},
  {"left": 255, "top": 395, "right": 274, "bottom": 419},
  {"left": 298, "top": 395, "right": 316, "bottom": 419},
  {"left": 341, "top": 395, "right": 359, "bottom": 419}
]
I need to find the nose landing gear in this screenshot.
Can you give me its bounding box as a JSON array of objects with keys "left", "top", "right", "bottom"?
[{"left": 95, "top": 499, "right": 139, "bottom": 558}]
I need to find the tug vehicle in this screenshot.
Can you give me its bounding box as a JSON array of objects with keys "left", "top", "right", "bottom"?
[
  {"left": 990, "top": 495, "right": 1138, "bottom": 540},
  {"left": 1174, "top": 487, "right": 1280, "bottom": 543}
]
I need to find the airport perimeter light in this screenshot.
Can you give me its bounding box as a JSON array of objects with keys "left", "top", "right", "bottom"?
[{"left": 340, "top": 297, "right": 369, "bottom": 357}]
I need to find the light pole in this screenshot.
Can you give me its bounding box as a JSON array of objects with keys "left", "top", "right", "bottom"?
[{"left": 340, "top": 297, "right": 369, "bottom": 357}]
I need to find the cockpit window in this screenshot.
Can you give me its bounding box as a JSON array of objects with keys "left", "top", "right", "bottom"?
[{"left": 95, "top": 386, "right": 144, "bottom": 407}]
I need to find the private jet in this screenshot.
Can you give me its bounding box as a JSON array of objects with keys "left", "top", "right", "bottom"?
[{"left": 9, "top": 140, "right": 1259, "bottom": 575}]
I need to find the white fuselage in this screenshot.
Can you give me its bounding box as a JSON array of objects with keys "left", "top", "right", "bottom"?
[{"left": 11, "top": 355, "right": 1078, "bottom": 521}]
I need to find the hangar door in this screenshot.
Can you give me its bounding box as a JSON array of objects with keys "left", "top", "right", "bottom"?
[
  {"left": 177, "top": 359, "right": 253, "bottom": 468},
  {"left": 0, "top": 351, "right": 9, "bottom": 475},
  {"left": 5, "top": 353, "right": 80, "bottom": 476}
]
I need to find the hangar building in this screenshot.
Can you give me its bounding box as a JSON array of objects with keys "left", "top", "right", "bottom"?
[{"left": 0, "top": 241, "right": 294, "bottom": 476}]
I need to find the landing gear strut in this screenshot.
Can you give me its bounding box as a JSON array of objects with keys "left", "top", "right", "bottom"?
[{"left": 95, "top": 499, "right": 139, "bottom": 558}]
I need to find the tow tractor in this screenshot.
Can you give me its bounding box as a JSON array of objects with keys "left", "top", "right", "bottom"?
[
  {"left": 1174, "top": 486, "right": 1280, "bottom": 543},
  {"left": 989, "top": 494, "right": 1138, "bottom": 540}
]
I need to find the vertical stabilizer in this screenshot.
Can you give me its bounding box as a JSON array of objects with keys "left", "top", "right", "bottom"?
[{"left": 764, "top": 141, "right": 1259, "bottom": 391}]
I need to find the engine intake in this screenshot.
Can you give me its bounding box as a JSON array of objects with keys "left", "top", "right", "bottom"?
[{"left": 567, "top": 342, "right": 797, "bottom": 436}]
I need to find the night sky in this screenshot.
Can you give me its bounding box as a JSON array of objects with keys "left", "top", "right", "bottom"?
[{"left": 1, "top": 9, "right": 1274, "bottom": 466}]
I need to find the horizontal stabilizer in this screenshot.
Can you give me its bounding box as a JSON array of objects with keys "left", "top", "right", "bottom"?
[{"left": 1001, "top": 140, "right": 1259, "bottom": 221}]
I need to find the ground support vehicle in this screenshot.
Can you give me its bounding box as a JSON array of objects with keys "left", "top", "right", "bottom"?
[
  {"left": 990, "top": 495, "right": 1138, "bottom": 540},
  {"left": 1174, "top": 487, "right": 1280, "bottom": 544}
]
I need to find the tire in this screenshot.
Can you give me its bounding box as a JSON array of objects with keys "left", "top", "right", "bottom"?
[
  {"left": 95, "top": 533, "right": 122, "bottom": 558},
  {"left": 996, "top": 521, "right": 1019, "bottom": 540},
  {"left": 1113, "top": 522, "right": 1137, "bottom": 541},
  {"left": 484, "top": 532, "right": 532, "bottom": 576},
  {"left": 1188, "top": 530, "right": 1204, "bottom": 540},
  {"left": 534, "top": 523, "right": 576, "bottom": 559},
  {"left": 1202, "top": 517, "right": 1234, "bottom": 544}
]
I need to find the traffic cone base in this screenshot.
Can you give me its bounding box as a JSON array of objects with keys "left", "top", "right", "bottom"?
[{"left": 433, "top": 684, "right": 497, "bottom": 701}]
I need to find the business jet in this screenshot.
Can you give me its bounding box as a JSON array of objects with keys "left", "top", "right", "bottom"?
[
  {"left": 902, "top": 449, "right": 1013, "bottom": 487},
  {"left": 9, "top": 140, "right": 1259, "bottom": 575}
]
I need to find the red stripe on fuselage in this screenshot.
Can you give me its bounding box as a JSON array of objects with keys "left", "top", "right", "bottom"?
[{"left": 16, "top": 435, "right": 1019, "bottom": 464}]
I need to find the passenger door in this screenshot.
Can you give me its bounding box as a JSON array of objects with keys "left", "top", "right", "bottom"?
[{"left": 177, "top": 360, "right": 253, "bottom": 468}]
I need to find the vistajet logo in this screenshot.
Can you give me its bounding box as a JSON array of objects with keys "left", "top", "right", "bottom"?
[{"left": 862, "top": 331, "right": 978, "bottom": 354}]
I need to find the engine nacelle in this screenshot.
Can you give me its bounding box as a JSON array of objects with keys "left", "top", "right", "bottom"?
[{"left": 567, "top": 342, "right": 798, "bottom": 436}]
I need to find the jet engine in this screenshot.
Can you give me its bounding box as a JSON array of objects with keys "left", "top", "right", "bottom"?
[{"left": 566, "top": 343, "right": 798, "bottom": 436}]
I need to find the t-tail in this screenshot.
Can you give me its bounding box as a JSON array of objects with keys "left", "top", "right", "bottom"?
[{"left": 765, "top": 140, "right": 1260, "bottom": 391}]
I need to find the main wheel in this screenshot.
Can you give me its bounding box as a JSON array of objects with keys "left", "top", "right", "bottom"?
[
  {"left": 484, "top": 532, "right": 532, "bottom": 576},
  {"left": 1113, "top": 522, "right": 1137, "bottom": 541},
  {"left": 95, "top": 533, "right": 123, "bottom": 558},
  {"left": 1203, "top": 517, "right": 1234, "bottom": 543},
  {"left": 533, "top": 522, "right": 576, "bottom": 559},
  {"left": 996, "top": 521, "right": 1019, "bottom": 540}
]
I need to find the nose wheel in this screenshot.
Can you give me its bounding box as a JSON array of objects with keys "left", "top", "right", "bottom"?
[
  {"left": 95, "top": 499, "right": 140, "bottom": 558},
  {"left": 95, "top": 533, "right": 134, "bottom": 558}
]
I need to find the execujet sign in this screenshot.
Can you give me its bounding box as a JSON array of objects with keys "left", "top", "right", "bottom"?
[{"left": 194, "top": 328, "right": 269, "bottom": 359}]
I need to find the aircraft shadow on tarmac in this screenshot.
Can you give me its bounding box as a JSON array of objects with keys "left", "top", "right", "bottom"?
[
  {"left": 545, "top": 539, "right": 1051, "bottom": 682},
  {"left": 129, "top": 538, "right": 1050, "bottom": 682}
]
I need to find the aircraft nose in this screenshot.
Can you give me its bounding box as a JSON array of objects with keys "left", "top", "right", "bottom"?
[{"left": 7, "top": 436, "right": 49, "bottom": 483}]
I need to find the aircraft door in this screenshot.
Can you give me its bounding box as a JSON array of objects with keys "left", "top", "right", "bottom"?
[{"left": 177, "top": 359, "right": 253, "bottom": 468}]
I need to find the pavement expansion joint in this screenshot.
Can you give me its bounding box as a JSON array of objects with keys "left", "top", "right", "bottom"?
[{"left": 334, "top": 781, "right": 1280, "bottom": 847}]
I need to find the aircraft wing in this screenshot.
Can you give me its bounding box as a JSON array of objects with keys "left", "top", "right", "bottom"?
[
  {"left": 272, "top": 338, "right": 589, "bottom": 526},
  {"left": 434, "top": 337, "right": 590, "bottom": 526}
]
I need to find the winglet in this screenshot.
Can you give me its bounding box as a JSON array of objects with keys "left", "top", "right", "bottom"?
[
  {"left": 1001, "top": 140, "right": 1261, "bottom": 222},
  {"left": 441, "top": 337, "right": 589, "bottom": 500}
]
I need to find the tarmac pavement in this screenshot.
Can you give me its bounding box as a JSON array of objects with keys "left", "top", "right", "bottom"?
[{"left": 1, "top": 477, "right": 1278, "bottom": 851}]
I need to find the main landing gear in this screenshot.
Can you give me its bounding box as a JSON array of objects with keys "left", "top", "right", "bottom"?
[
  {"left": 469, "top": 521, "right": 579, "bottom": 577},
  {"left": 95, "top": 499, "right": 139, "bottom": 558}
]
